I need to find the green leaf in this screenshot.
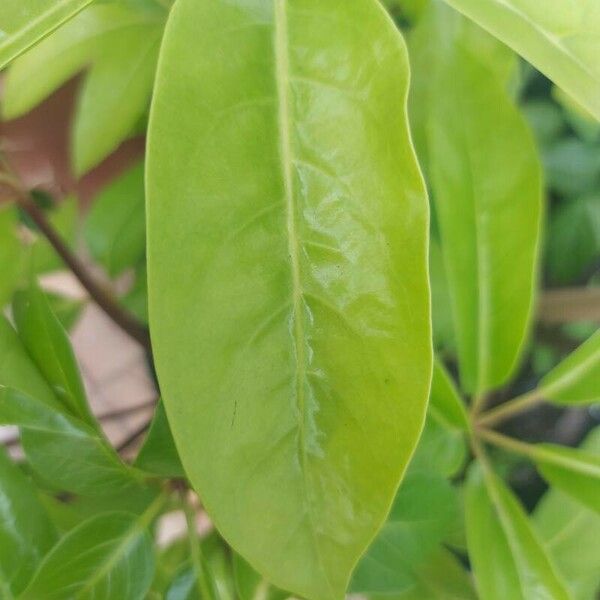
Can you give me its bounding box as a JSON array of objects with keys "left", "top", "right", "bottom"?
[
  {"left": 0, "top": 446, "right": 57, "bottom": 596},
  {"left": 0, "top": 0, "right": 95, "bottom": 69},
  {"left": 535, "top": 428, "right": 600, "bottom": 600},
  {"left": 20, "top": 504, "right": 162, "bottom": 600},
  {"left": 368, "top": 548, "right": 477, "bottom": 600},
  {"left": 149, "top": 538, "right": 190, "bottom": 600},
  {"left": 13, "top": 282, "right": 95, "bottom": 426},
  {"left": 410, "top": 360, "right": 468, "bottom": 477},
  {"left": 0, "top": 387, "right": 144, "bottom": 496},
  {"left": 3, "top": 4, "right": 163, "bottom": 120},
  {"left": 528, "top": 443, "right": 600, "bottom": 516},
  {"left": 0, "top": 204, "right": 24, "bottom": 309},
  {"left": 146, "top": 0, "right": 431, "bottom": 598},
  {"left": 429, "top": 237, "right": 455, "bottom": 352},
  {"left": 441, "top": 0, "right": 600, "bottom": 121},
  {"left": 233, "top": 553, "right": 288, "bottom": 600},
  {"left": 73, "top": 23, "right": 162, "bottom": 174},
  {"left": 419, "top": 11, "right": 542, "bottom": 394},
  {"left": 466, "top": 461, "right": 570, "bottom": 600},
  {"left": 546, "top": 196, "right": 600, "bottom": 285},
  {"left": 539, "top": 328, "right": 600, "bottom": 405},
  {"left": 85, "top": 161, "right": 146, "bottom": 276},
  {"left": 351, "top": 471, "right": 459, "bottom": 594},
  {"left": 134, "top": 401, "right": 185, "bottom": 478}
]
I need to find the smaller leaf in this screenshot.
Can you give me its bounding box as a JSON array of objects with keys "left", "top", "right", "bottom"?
[
  {"left": 540, "top": 328, "right": 600, "bottom": 405},
  {"left": 430, "top": 359, "right": 469, "bottom": 431},
  {"left": 20, "top": 506, "right": 160, "bottom": 600},
  {"left": 0, "top": 446, "right": 57, "bottom": 595},
  {"left": 0, "top": 204, "right": 24, "bottom": 309},
  {"left": 0, "top": 0, "right": 95, "bottom": 69},
  {"left": 233, "top": 553, "right": 288, "bottom": 600},
  {"left": 85, "top": 161, "right": 146, "bottom": 276},
  {"left": 530, "top": 443, "right": 600, "bottom": 516},
  {"left": 351, "top": 471, "right": 459, "bottom": 594},
  {"left": 466, "top": 461, "right": 570, "bottom": 600},
  {"left": 13, "top": 282, "right": 95, "bottom": 426},
  {"left": 135, "top": 401, "right": 185, "bottom": 478},
  {"left": 0, "top": 386, "right": 143, "bottom": 496}
]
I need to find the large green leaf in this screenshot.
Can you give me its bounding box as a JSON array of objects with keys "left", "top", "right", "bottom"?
[
  {"left": 466, "top": 462, "right": 570, "bottom": 600},
  {"left": 20, "top": 506, "right": 161, "bottom": 600},
  {"left": 440, "top": 0, "right": 600, "bottom": 121},
  {"left": 0, "top": 0, "right": 94, "bottom": 68},
  {"left": 539, "top": 328, "right": 600, "bottom": 405},
  {"left": 414, "top": 6, "right": 542, "bottom": 394},
  {"left": 351, "top": 471, "right": 459, "bottom": 595},
  {"left": 146, "top": 0, "right": 431, "bottom": 598},
  {"left": 12, "top": 283, "right": 95, "bottom": 426},
  {"left": 0, "top": 446, "right": 57, "bottom": 596},
  {"left": 0, "top": 387, "right": 144, "bottom": 496},
  {"left": 85, "top": 161, "right": 147, "bottom": 276},
  {"left": 535, "top": 428, "right": 600, "bottom": 600}
]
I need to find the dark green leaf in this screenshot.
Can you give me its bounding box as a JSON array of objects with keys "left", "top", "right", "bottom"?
[
  {"left": 233, "top": 553, "right": 288, "bottom": 600},
  {"left": 0, "top": 205, "right": 23, "bottom": 309},
  {"left": 146, "top": 0, "right": 431, "bottom": 597},
  {"left": 0, "top": 446, "right": 56, "bottom": 596}
]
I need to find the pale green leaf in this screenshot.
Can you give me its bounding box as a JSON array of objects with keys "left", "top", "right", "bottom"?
[
  {"left": 535, "top": 428, "right": 600, "bottom": 600},
  {"left": 13, "top": 282, "right": 95, "bottom": 426},
  {"left": 85, "top": 161, "right": 146, "bottom": 276},
  {"left": 0, "top": 387, "right": 144, "bottom": 496},
  {"left": 421, "top": 13, "right": 542, "bottom": 393},
  {"left": 0, "top": 0, "right": 94, "bottom": 69},
  {"left": 351, "top": 471, "right": 459, "bottom": 594},
  {"left": 539, "top": 328, "right": 600, "bottom": 405},
  {"left": 134, "top": 401, "right": 184, "bottom": 478},
  {"left": 0, "top": 205, "right": 23, "bottom": 309},
  {"left": 0, "top": 446, "right": 57, "bottom": 596},
  {"left": 146, "top": 0, "right": 431, "bottom": 598},
  {"left": 233, "top": 553, "right": 289, "bottom": 600},
  {"left": 20, "top": 506, "right": 161, "bottom": 600},
  {"left": 466, "top": 462, "right": 570, "bottom": 600},
  {"left": 73, "top": 23, "right": 162, "bottom": 174},
  {"left": 441, "top": 0, "right": 600, "bottom": 121}
]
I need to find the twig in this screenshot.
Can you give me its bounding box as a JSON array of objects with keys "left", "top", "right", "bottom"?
[
  {"left": 538, "top": 288, "right": 600, "bottom": 324},
  {"left": 116, "top": 420, "right": 151, "bottom": 453},
  {"left": 477, "top": 388, "right": 543, "bottom": 428},
  {"left": 0, "top": 172, "right": 151, "bottom": 350}
]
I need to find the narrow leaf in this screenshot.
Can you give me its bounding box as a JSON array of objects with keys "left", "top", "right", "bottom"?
[
  {"left": 21, "top": 508, "right": 159, "bottom": 600},
  {"left": 85, "top": 161, "right": 147, "bottom": 276},
  {"left": 351, "top": 471, "right": 459, "bottom": 595},
  {"left": 0, "top": 205, "right": 23, "bottom": 309},
  {"left": 466, "top": 462, "right": 570, "bottom": 600},
  {"left": 0, "top": 446, "right": 56, "bottom": 596},
  {"left": 441, "top": 0, "right": 600, "bottom": 121},
  {"left": 0, "top": 0, "right": 95, "bottom": 69},
  {"left": 418, "top": 9, "right": 542, "bottom": 393},
  {"left": 539, "top": 328, "right": 600, "bottom": 405},
  {"left": 146, "top": 0, "right": 431, "bottom": 598},
  {"left": 13, "top": 282, "right": 95, "bottom": 426},
  {"left": 0, "top": 387, "right": 143, "bottom": 496}
]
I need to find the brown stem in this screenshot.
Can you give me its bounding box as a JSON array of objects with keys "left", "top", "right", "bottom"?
[
  {"left": 116, "top": 420, "right": 151, "bottom": 453},
  {"left": 2, "top": 175, "right": 151, "bottom": 350}
]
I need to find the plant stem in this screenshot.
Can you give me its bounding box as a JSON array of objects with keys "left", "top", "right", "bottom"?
[
  {"left": 2, "top": 173, "right": 151, "bottom": 350},
  {"left": 476, "top": 388, "right": 543, "bottom": 428},
  {"left": 478, "top": 427, "right": 537, "bottom": 459},
  {"left": 184, "top": 501, "right": 216, "bottom": 600}
]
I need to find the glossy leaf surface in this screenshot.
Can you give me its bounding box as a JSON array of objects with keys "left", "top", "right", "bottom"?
[
  {"left": 466, "top": 462, "right": 570, "bottom": 600},
  {"left": 539, "top": 328, "right": 600, "bottom": 405},
  {"left": 0, "top": 0, "right": 94, "bottom": 68},
  {"left": 147, "top": 0, "right": 431, "bottom": 597},
  {"left": 441, "top": 0, "right": 600, "bottom": 120},
  {"left": 351, "top": 471, "right": 459, "bottom": 594},
  {"left": 0, "top": 446, "right": 56, "bottom": 596},
  {"left": 21, "top": 510, "right": 157, "bottom": 600}
]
